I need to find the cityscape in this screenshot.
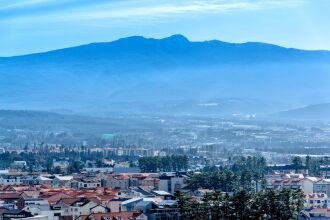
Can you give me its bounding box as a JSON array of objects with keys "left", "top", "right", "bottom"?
[{"left": 1, "top": 0, "right": 330, "bottom": 220}]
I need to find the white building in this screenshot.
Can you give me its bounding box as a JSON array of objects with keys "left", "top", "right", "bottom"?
[
  {"left": 52, "top": 175, "right": 73, "bottom": 188},
  {"left": 52, "top": 161, "right": 69, "bottom": 171},
  {"left": 77, "top": 179, "right": 101, "bottom": 189},
  {"left": 13, "top": 215, "right": 49, "bottom": 220},
  {"left": 304, "top": 193, "right": 330, "bottom": 209},
  {"left": 0, "top": 175, "right": 37, "bottom": 185},
  {"left": 302, "top": 177, "right": 319, "bottom": 194},
  {"left": 158, "top": 174, "right": 186, "bottom": 194},
  {"left": 36, "top": 176, "right": 53, "bottom": 185},
  {"left": 13, "top": 161, "right": 27, "bottom": 167},
  {"left": 314, "top": 179, "right": 330, "bottom": 197}
]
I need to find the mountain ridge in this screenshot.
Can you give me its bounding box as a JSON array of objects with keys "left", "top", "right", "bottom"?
[
  {"left": 1, "top": 34, "right": 330, "bottom": 116},
  {"left": 2, "top": 34, "right": 330, "bottom": 60}
]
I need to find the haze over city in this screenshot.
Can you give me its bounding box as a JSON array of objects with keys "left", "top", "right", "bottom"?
[{"left": 1, "top": 1, "right": 330, "bottom": 220}]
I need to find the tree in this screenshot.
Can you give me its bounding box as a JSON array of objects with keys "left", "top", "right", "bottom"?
[
  {"left": 53, "top": 166, "right": 62, "bottom": 174},
  {"left": 24, "top": 144, "right": 29, "bottom": 152},
  {"left": 176, "top": 188, "right": 304, "bottom": 220},
  {"left": 67, "top": 161, "right": 84, "bottom": 174},
  {"left": 240, "top": 170, "right": 252, "bottom": 191},
  {"left": 96, "top": 159, "right": 103, "bottom": 167},
  {"left": 292, "top": 156, "right": 303, "bottom": 173},
  {"left": 175, "top": 191, "right": 200, "bottom": 220},
  {"left": 139, "top": 155, "right": 189, "bottom": 172},
  {"left": 232, "top": 190, "right": 252, "bottom": 219},
  {"left": 305, "top": 155, "right": 311, "bottom": 170},
  {"left": 202, "top": 191, "right": 223, "bottom": 220}
]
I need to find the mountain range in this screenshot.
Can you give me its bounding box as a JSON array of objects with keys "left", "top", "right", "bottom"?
[
  {"left": 1, "top": 34, "right": 330, "bottom": 117},
  {"left": 274, "top": 103, "right": 330, "bottom": 121}
]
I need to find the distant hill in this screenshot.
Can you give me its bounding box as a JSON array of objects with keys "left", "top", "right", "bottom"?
[
  {"left": 273, "top": 103, "right": 330, "bottom": 120},
  {"left": 0, "top": 110, "right": 106, "bottom": 130},
  {"left": 1, "top": 35, "right": 330, "bottom": 116},
  {"left": 0, "top": 110, "right": 137, "bottom": 132}
]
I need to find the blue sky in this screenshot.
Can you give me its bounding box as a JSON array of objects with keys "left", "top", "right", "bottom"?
[{"left": 1, "top": 0, "right": 330, "bottom": 56}]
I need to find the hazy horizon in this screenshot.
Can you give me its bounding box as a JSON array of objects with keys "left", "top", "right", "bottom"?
[{"left": 1, "top": 3, "right": 330, "bottom": 218}]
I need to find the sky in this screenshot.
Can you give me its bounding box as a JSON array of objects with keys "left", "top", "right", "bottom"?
[{"left": 1, "top": 0, "right": 330, "bottom": 56}]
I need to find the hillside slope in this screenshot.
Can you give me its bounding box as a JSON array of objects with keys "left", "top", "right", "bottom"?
[
  {"left": 274, "top": 103, "right": 330, "bottom": 120},
  {"left": 1, "top": 35, "right": 330, "bottom": 115}
]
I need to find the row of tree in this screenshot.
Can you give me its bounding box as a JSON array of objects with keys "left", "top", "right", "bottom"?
[
  {"left": 231, "top": 156, "right": 267, "bottom": 174},
  {"left": 176, "top": 189, "right": 304, "bottom": 220},
  {"left": 186, "top": 169, "right": 266, "bottom": 192},
  {"left": 187, "top": 156, "right": 268, "bottom": 192},
  {"left": 291, "top": 155, "right": 329, "bottom": 176},
  {"left": 1, "top": 149, "right": 189, "bottom": 174},
  {"left": 138, "top": 155, "right": 188, "bottom": 172}
]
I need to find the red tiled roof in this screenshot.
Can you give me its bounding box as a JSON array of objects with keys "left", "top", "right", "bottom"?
[
  {"left": 304, "top": 193, "right": 327, "bottom": 199},
  {"left": 87, "top": 197, "right": 102, "bottom": 204},
  {"left": 97, "top": 195, "right": 115, "bottom": 201},
  {"left": 57, "top": 197, "right": 80, "bottom": 205},
  {"left": 43, "top": 192, "right": 73, "bottom": 205},
  {"left": 77, "top": 212, "right": 140, "bottom": 220},
  {"left": 0, "top": 192, "right": 22, "bottom": 199},
  {"left": 21, "top": 191, "right": 40, "bottom": 198}
]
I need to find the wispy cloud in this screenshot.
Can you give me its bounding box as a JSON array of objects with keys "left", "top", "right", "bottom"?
[
  {"left": 2, "top": 0, "right": 327, "bottom": 56},
  {"left": 0, "top": 0, "right": 55, "bottom": 10},
  {"left": 1, "top": 0, "right": 302, "bottom": 23}
]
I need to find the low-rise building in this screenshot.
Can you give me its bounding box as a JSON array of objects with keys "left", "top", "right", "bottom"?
[
  {"left": 13, "top": 161, "right": 27, "bottom": 168},
  {"left": 302, "top": 177, "right": 319, "bottom": 194},
  {"left": 2, "top": 209, "right": 33, "bottom": 220},
  {"left": 314, "top": 179, "right": 330, "bottom": 197},
  {"left": 76, "top": 179, "right": 101, "bottom": 190},
  {"left": 0, "top": 175, "right": 37, "bottom": 185},
  {"left": 304, "top": 193, "right": 330, "bottom": 209},
  {"left": 52, "top": 176, "right": 73, "bottom": 188},
  {"left": 158, "top": 173, "right": 186, "bottom": 194},
  {"left": 36, "top": 176, "right": 53, "bottom": 186},
  {"left": 102, "top": 175, "right": 129, "bottom": 189}
]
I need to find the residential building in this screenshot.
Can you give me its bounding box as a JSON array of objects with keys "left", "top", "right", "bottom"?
[
  {"left": 158, "top": 173, "right": 186, "bottom": 194},
  {"left": 102, "top": 175, "right": 129, "bottom": 190},
  {"left": 314, "top": 179, "right": 330, "bottom": 197},
  {"left": 302, "top": 177, "right": 320, "bottom": 194},
  {"left": 52, "top": 176, "right": 73, "bottom": 188},
  {"left": 304, "top": 193, "right": 330, "bottom": 209}
]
